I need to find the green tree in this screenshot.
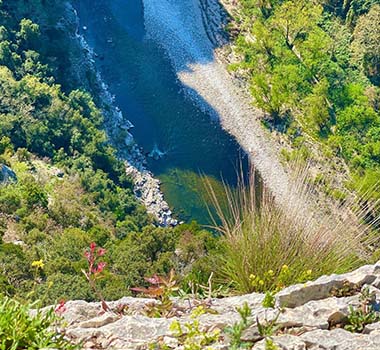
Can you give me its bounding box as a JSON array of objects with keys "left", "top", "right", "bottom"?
[{"left": 351, "top": 4, "right": 380, "bottom": 84}]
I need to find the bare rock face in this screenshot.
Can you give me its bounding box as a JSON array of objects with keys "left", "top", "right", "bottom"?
[{"left": 56, "top": 262, "right": 380, "bottom": 349}]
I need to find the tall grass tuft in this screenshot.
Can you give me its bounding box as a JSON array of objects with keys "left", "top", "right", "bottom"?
[{"left": 205, "top": 164, "right": 380, "bottom": 293}]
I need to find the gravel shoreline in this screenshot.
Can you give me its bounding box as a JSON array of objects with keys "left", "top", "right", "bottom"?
[{"left": 142, "top": 0, "right": 291, "bottom": 205}]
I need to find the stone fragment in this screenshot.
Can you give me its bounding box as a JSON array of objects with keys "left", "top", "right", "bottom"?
[
  {"left": 76, "top": 312, "right": 120, "bottom": 328},
  {"left": 162, "top": 336, "right": 179, "bottom": 348},
  {"left": 60, "top": 300, "right": 101, "bottom": 324},
  {"left": 276, "top": 263, "right": 380, "bottom": 308},
  {"left": 210, "top": 293, "right": 264, "bottom": 313},
  {"left": 300, "top": 328, "right": 380, "bottom": 350},
  {"left": 363, "top": 321, "right": 380, "bottom": 334},
  {"left": 278, "top": 296, "right": 357, "bottom": 329},
  {"left": 240, "top": 325, "right": 263, "bottom": 343},
  {"left": 252, "top": 335, "right": 306, "bottom": 350}
]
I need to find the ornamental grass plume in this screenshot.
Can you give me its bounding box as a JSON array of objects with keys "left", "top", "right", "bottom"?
[{"left": 205, "top": 163, "right": 380, "bottom": 293}]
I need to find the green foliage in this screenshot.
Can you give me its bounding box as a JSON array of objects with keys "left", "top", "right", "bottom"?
[
  {"left": 0, "top": 0, "right": 218, "bottom": 307},
  {"left": 168, "top": 306, "right": 221, "bottom": 350},
  {"left": 208, "top": 167, "right": 369, "bottom": 294},
  {"left": 257, "top": 313, "right": 280, "bottom": 337},
  {"left": 234, "top": 0, "right": 380, "bottom": 191},
  {"left": 262, "top": 291, "right": 276, "bottom": 308},
  {"left": 225, "top": 302, "right": 253, "bottom": 349},
  {"left": 345, "top": 305, "right": 379, "bottom": 332},
  {"left": 351, "top": 5, "right": 380, "bottom": 85},
  {"left": 0, "top": 295, "right": 77, "bottom": 349},
  {"left": 344, "top": 287, "right": 380, "bottom": 332},
  {"left": 265, "top": 338, "right": 279, "bottom": 350},
  {"left": 250, "top": 265, "right": 313, "bottom": 293}
]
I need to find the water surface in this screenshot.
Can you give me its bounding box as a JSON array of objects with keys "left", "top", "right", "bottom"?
[{"left": 74, "top": 0, "right": 247, "bottom": 224}]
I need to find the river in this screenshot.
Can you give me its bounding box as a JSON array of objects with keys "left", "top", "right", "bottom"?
[{"left": 74, "top": 0, "right": 248, "bottom": 225}]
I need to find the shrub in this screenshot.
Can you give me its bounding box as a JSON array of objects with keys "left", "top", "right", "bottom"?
[
  {"left": 168, "top": 306, "right": 221, "bottom": 350},
  {"left": 36, "top": 273, "right": 92, "bottom": 305},
  {"left": 206, "top": 165, "right": 376, "bottom": 293},
  {"left": 0, "top": 295, "right": 77, "bottom": 349}
]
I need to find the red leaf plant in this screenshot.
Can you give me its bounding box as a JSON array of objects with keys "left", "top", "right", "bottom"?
[
  {"left": 131, "top": 270, "right": 180, "bottom": 317},
  {"left": 54, "top": 299, "right": 67, "bottom": 315},
  {"left": 82, "top": 242, "right": 110, "bottom": 312}
]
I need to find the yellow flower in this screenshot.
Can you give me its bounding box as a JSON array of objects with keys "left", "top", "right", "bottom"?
[
  {"left": 282, "top": 264, "right": 289, "bottom": 270},
  {"left": 249, "top": 274, "right": 256, "bottom": 280},
  {"left": 267, "top": 269, "right": 274, "bottom": 276},
  {"left": 31, "top": 259, "right": 44, "bottom": 269},
  {"left": 259, "top": 280, "right": 264, "bottom": 286},
  {"left": 307, "top": 269, "right": 312, "bottom": 275}
]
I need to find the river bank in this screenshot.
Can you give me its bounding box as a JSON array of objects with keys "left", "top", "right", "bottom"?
[
  {"left": 73, "top": 0, "right": 248, "bottom": 225},
  {"left": 142, "top": 0, "right": 291, "bottom": 207},
  {"left": 67, "top": 1, "right": 178, "bottom": 226}
]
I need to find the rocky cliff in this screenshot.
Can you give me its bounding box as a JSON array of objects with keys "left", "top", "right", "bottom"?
[{"left": 57, "top": 262, "right": 380, "bottom": 349}]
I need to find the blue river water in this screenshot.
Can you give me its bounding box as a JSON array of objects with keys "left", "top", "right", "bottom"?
[{"left": 74, "top": 0, "right": 247, "bottom": 224}]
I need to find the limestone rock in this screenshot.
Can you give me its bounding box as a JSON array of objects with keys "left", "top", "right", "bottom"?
[
  {"left": 210, "top": 293, "right": 264, "bottom": 313},
  {"left": 75, "top": 312, "right": 120, "bottom": 329},
  {"left": 276, "top": 263, "right": 380, "bottom": 308},
  {"left": 253, "top": 335, "right": 306, "bottom": 350},
  {"left": 301, "top": 328, "right": 380, "bottom": 350},
  {"left": 52, "top": 263, "right": 380, "bottom": 349},
  {"left": 277, "top": 296, "right": 358, "bottom": 329},
  {"left": 363, "top": 321, "right": 380, "bottom": 334},
  {"left": 240, "top": 325, "right": 263, "bottom": 343}
]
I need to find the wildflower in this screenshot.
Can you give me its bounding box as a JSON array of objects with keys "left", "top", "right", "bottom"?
[
  {"left": 92, "top": 261, "right": 106, "bottom": 274},
  {"left": 267, "top": 270, "right": 274, "bottom": 276},
  {"left": 259, "top": 280, "right": 264, "bottom": 286},
  {"left": 55, "top": 299, "right": 66, "bottom": 315},
  {"left": 145, "top": 275, "right": 162, "bottom": 285},
  {"left": 307, "top": 269, "right": 312, "bottom": 275},
  {"left": 31, "top": 259, "right": 44, "bottom": 269},
  {"left": 191, "top": 306, "right": 206, "bottom": 319},
  {"left": 82, "top": 243, "right": 110, "bottom": 312},
  {"left": 249, "top": 274, "right": 256, "bottom": 280},
  {"left": 97, "top": 247, "right": 106, "bottom": 256},
  {"left": 282, "top": 264, "right": 289, "bottom": 270},
  {"left": 90, "top": 242, "right": 96, "bottom": 252}
]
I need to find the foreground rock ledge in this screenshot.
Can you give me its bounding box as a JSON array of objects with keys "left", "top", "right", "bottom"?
[{"left": 58, "top": 262, "right": 380, "bottom": 349}]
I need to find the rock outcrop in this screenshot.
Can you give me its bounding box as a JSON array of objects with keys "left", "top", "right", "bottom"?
[
  {"left": 57, "top": 262, "right": 380, "bottom": 349},
  {"left": 0, "top": 164, "right": 17, "bottom": 185}
]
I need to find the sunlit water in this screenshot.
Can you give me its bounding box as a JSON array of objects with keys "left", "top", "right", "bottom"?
[{"left": 74, "top": 0, "right": 248, "bottom": 224}]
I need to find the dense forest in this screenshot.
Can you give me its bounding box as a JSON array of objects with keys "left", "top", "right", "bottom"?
[
  {"left": 231, "top": 0, "right": 380, "bottom": 198},
  {"left": 0, "top": 0, "right": 218, "bottom": 304}
]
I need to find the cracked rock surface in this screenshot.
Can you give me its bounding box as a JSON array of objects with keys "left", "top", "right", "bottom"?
[{"left": 55, "top": 262, "right": 380, "bottom": 349}]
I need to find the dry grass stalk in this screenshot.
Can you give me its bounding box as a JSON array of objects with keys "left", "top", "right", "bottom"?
[{"left": 204, "top": 163, "right": 380, "bottom": 293}]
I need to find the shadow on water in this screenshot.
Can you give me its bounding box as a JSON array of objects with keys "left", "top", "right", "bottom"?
[{"left": 74, "top": 0, "right": 250, "bottom": 224}]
